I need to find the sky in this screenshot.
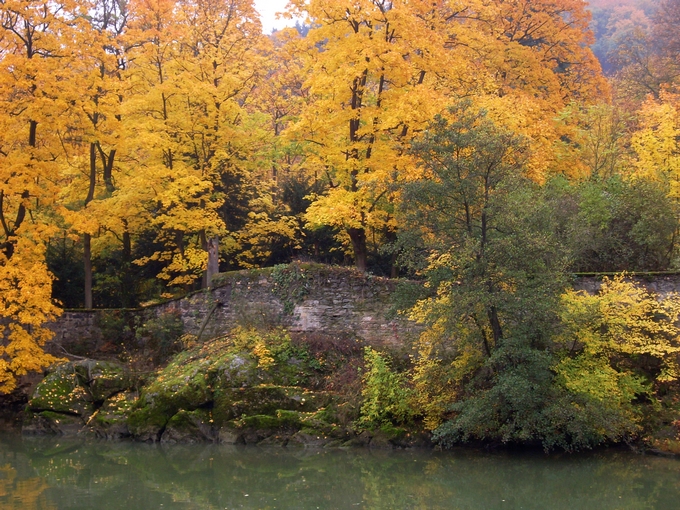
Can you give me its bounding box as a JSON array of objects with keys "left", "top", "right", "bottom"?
[{"left": 254, "top": 0, "right": 299, "bottom": 34}]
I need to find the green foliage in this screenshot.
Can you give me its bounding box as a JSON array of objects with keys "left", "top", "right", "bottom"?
[
  {"left": 400, "top": 103, "right": 661, "bottom": 451},
  {"left": 546, "top": 176, "right": 678, "bottom": 272},
  {"left": 432, "top": 338, "right": 640, "bottom": 451},
  {"left": 136, "top": 311, "right": 185, "bottom": 363},
  {"left": 271, "top": 263, "right": 311, "bottom": 314},
  {"left": 358, "top": 348, "right": 414, "bottom": 428}
]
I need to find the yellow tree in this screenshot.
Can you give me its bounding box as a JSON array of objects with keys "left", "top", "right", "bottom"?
[
  {"left": 287, "top": 0, "right": 467, "bottom": 271},
  {"left": 124, "top": 0, "right": 269, "bottom": 288},
  {"left": 556, "top": 276, "right": 680, "bottom": 426},
  {"left": 288, "top": 0, "right": 606, "bottom": 271},
  {"left": 57, "top": 0, "right": 129, "bottom": 308},
  {"left": 467, "top": 0, "right": 608, "bottom": 180},
  {"left": 0, "top": 0, "right": 74, "bottom": 391},
  {"left": 234, "top": 28, "right": 314, "bottom": 268},
  {"left": 631, "top": 91, "right": 680, "bottom": 197}
]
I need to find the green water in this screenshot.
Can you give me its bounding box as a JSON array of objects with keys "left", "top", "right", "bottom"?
[{"left": 0, "top": 434, "right": 678, "bottom": 509}]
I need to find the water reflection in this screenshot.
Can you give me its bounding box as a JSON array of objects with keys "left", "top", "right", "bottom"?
[{"left": 1, "top": 434, "right": 678, "bottom": 509}]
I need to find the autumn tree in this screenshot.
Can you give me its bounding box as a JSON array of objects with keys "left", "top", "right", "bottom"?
[
  {"left": 555, "top": 276, "right": 680, "bottom": 441},
  {"left": 609, "top": 0, "right": 680, "bottom": 101},
  {"left": 631, "top": 91, "right": 680, "bottom": 197},
  {"left": 0, "top": 0, "right": 72, "bottom": 390},
  {"left": 123, "top": 0, "right": 269, "bottom": 289},
  {"left": 287, "top": 0, "right": 606, "bottom": 272},
  {"left": 56, "top": 0, "right": 129, "bottom": 308},
  {"left": 400, "top": 104, "right": 574, "bottom": 447}
]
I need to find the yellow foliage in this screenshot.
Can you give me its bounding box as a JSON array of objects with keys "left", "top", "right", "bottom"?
[
  {"left": 288, "top": 0, "right": 607, "bottom": 264},
  {"left": 631, "top": 91, "right": 680, "bottom": 197},
  {"left": 558, "top": 275, "right": 680, "bottom": 394},
  {"left": 0, "top": 238, "right": 62, "bottom": 393}
]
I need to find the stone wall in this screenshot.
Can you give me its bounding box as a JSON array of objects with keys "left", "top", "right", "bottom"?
[
  {"left": 49, "top": 268, "right": 680, "bottom": 357},
  {"left": 573, "top": 274, "right": 680, "bottom": 297},
  {"left": 48, "top": 264, "right": 421, "bottom": 355}
]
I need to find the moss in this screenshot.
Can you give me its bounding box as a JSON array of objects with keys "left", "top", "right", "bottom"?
[
  {"left": 298, "top": 407, "right": 349, "bottom": 439},
  {"left": 127, "top": 403, "right": 171, "bottom": 432},
  {"left": 212, "top": 386, "right": 332, "bottom": 426},
  {"left": 165, "top": 409, "right": 214, "bottom": 431},
  {"left": 28, "top": 363, "right": 94, "bottom": 416},
  {"left": 84, "top": 361, "right": 131, "bottom": 401},
  {"left": 36, "top": 410, "right": 78, "bottom": 422},
  {"left": 94, "top": 392, "right": 136, "bottom": 426},
  {"left": 129, "top": 338, "right": 265, "bottom": 430},
  {"left": 378, "top": 423, "right": 408, "bottom": 440},
  {"left": 236, "top": 410, "right": 302, "bottom": 430},
  {"left": 211, "top": 267, "right": 275, "bottom": 289}
]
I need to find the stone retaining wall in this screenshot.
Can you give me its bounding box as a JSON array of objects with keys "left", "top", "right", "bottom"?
[
  {"left": 48, "top": 264, "right": 420, "bottom": 355},
  {"left": 48, "top": 268, "right": 680, "bottom": 357},
  {"left": 573, "top": 274, "right": 680, "bottom": 297}
]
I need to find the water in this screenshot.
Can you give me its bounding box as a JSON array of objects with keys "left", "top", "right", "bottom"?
[{"left": 0, "top": 434, "right": 678, "bottom": 509}]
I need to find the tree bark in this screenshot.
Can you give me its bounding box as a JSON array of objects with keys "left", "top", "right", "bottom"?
[
  {"left": 347, "top": 227, "right": 368, "bottom": 272},
  {"left": 206, "top": 236, "right": 219, "bottom": 288},
  {"left": 84, "top": 233, "right": 93, "bottom": 309},
  {"left": 82, "top": 143, "right": 97, "bottom": 309}
]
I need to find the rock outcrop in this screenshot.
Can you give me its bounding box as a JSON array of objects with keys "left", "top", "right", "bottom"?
[{"left": 23, "top": 331, "right": 429, "bottom": 448}]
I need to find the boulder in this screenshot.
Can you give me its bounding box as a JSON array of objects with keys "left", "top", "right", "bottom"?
[{"left": 23, "top": 360, "right": 133, "bottom": 437}]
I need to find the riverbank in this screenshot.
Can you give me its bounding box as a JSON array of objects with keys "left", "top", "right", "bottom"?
[
  {"left": 6, "top": 264, "right": 680, "bottom": 455},
  {"left": 18, "top": 328, "right": 430, "bottom": 448}
]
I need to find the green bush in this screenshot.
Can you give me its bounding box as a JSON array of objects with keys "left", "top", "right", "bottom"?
[
  {"left": 358, "top": 347, "right": 414, "bottom": 428},
  {"left": 136, "top": 310, "right": 184, "bottom": 363}
]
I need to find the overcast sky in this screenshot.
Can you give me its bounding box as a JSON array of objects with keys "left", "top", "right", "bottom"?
[{"left": 254, "top": 0, "right": 299, "bottom": 34}]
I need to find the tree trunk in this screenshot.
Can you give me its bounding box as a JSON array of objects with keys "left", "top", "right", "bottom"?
[
  {"left": 206, "top": 236, "right": 219, "bottom": 288},
  {"left": 488, "top": 305, "right": 503, "bottom": 347},
  {"left": 121, "top": 227, "right": 134, "bottom": 308},
  {"left": 84, "top": 233, "right": 93, "bottom": 309},
  {"left": 347, "top": 227, "right": 368, "bottom": 272},
  {"left": 82, "top": 143, "right": 97, "bottom": 309},
  {"left": 385, "top": 227, "right": 398, "bottom": 278}
]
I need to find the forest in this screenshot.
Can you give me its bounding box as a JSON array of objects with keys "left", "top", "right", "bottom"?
[{"left": 2, "top": 0, "right": 680, "bottom": 450}]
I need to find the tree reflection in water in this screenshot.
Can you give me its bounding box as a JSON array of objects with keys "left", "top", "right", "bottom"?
[{"left": 1, "top": 435, "right": 679, "bottom": 509}]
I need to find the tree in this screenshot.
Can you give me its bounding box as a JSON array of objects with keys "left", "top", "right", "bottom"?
[
  {"left": 288, "top": 0, "right": 606, "bottom": 271},
  {"left": 287, "top": 0, "right": 461, "bottom": 271},
  {"left": 0, "top": 0, "right": 72, "bottom": 391},
  {"left": 399, "top": 104, "right": 570, "bottom": 439},
  {"left": 555, "top": 276, "right": 680, "bottom": 440},
  {"left": 631, "top": 91, "right": 680, "bottom": 198},
  {"left": 57, "top": 0, "right": 128, "bottom": 309},
  {"left": 124, "top": 0, "right": 268, "bottom": 290},
  {"left": 543, "top": 176, "right": 678, "bottom": 272},
  {"left": 609, "top": 0, "right": 680, "bottom": 101}
]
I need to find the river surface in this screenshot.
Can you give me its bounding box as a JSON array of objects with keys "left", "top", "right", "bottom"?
[{"left": 0, "top": 434, "right": 678, "bottom": 509}]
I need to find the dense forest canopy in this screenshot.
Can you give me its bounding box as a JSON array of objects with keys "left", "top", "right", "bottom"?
[{"left": 2, "top": 0, "right": 680, "bottom": 451}]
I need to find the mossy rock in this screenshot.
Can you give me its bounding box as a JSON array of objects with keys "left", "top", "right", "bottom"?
[
  {"left": 299, "top": 414, "right": 348, "bottom": 440},
  {"left": 212, "top": 386, "right": 331, "bottom": 425},
  {"left": 161, "top": 409, "right": 218, "bottom": 444},
  {"left": 22, "top": 411, "right": 85, "bottom": 436},
  {"left": 129, "top": 347, "right": 262, "bottom": 434},
  {"left": 82, "top": 361, "right": 131, "bottom": 402},
  {"left": 231, "top": 409, "right": 299, "bottom": 429},
  {"left": 28, "top": 360, "right": 132, "bottom": 418},
  {"left": 28, "top": 363, "right": 95, "bottom": 417},
  {"left": 89, "top": 392, "right": 137, "bottom": 439},
  {"left": 127, "top": 402, "right": 171, "bottom": 441},
  {"left": 227, "top": 410, "right": 303, "bottom": 444}
]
